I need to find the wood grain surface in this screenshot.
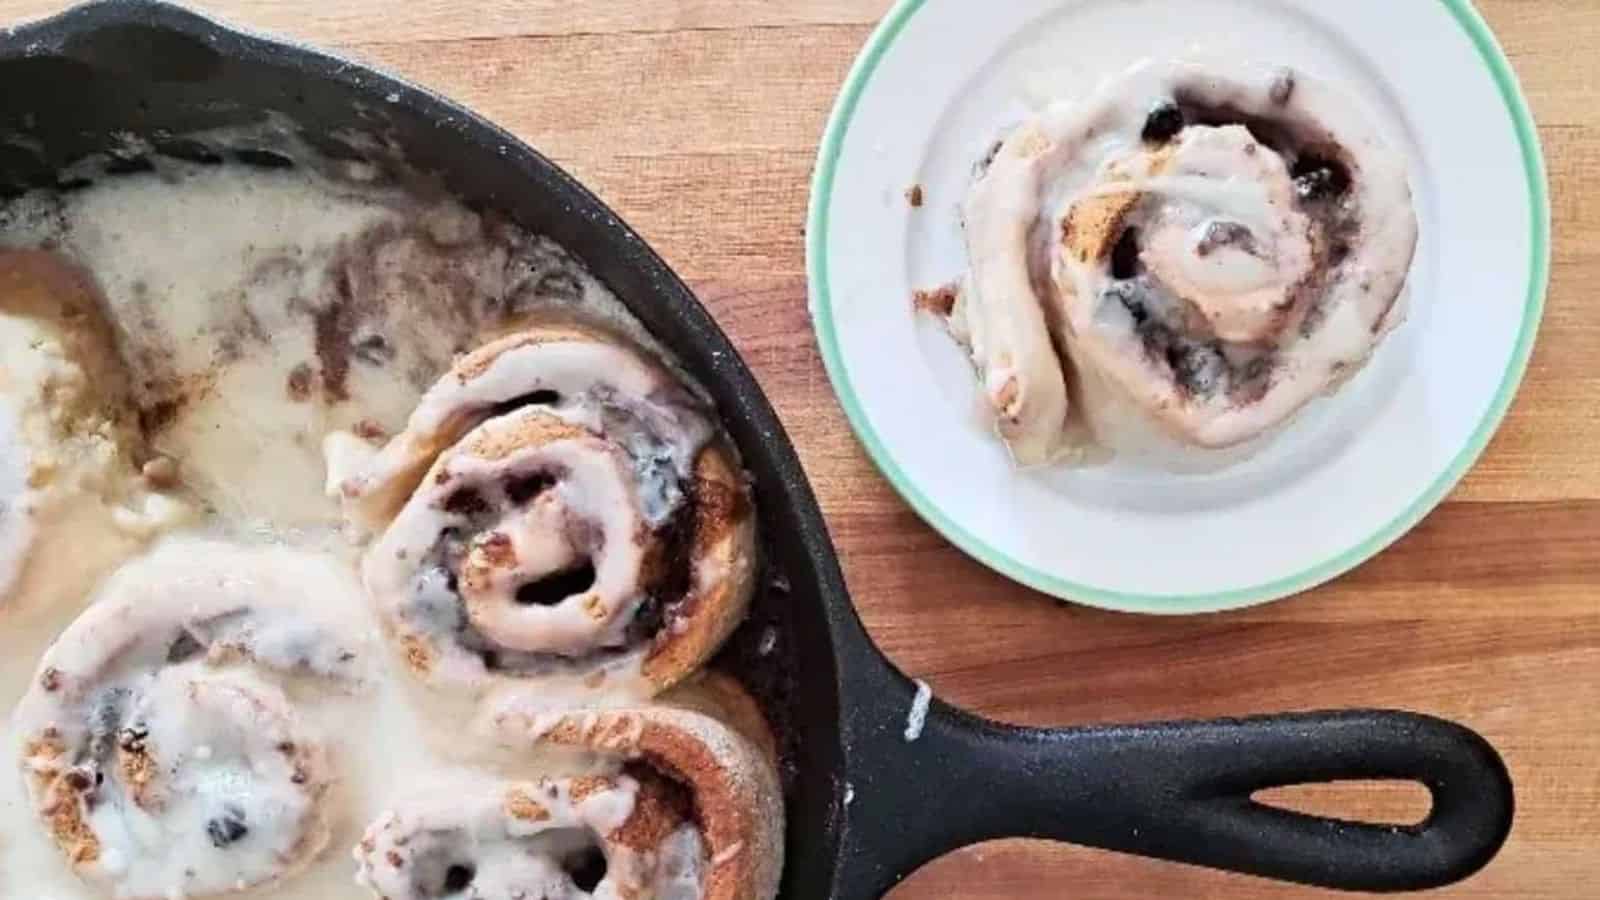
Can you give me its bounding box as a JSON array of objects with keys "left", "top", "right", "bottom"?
[{"left": 1, "top": 1, "right": 1594, "bottom": 897}]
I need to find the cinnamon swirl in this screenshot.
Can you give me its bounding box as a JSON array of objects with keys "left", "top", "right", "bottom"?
[
  {"left": 341, "top": 322, "right": 757, "bottom": 701},
  {"left": 13, "top": 540, "right": 369, "bottom": 899},
  {"left": 952, "top": 59, "right": 1418, "bottom": 466},
  {"left": 360, "top": 676, "right": 782, "bottom": 900}
]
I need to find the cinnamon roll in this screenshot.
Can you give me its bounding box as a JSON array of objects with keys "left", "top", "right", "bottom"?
[
  {"left": 13, "top": 539, "right": 369, "bottom": 899},
  {"left": 0, "top": 250, "right": 186, "bottom": 618},
  {"left": 954, "top": 59, "right": 1417, "bottom": 465},
  {"left": 359, "top": 676, "right": 782, "bottom": 900},
  {"left": 341, "top": 322, "right": 756, "bottom": 700}
]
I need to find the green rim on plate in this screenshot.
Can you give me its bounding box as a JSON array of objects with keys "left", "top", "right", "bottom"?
[{"left": 805, "top": 0, "right": 1551, "bottom": 614}]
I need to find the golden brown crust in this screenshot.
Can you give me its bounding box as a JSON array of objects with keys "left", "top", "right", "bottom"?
[
  {"left": 502, "top": 787, "right": 551, "bottom": 823},
  {"left": 1062, "top": 188, "right": 1139, "bottom": 265},
  {"left": 451, "top": 319, "right": 611, "bottom": 383},
  {"left": 609, "top": 768, "right": 692, "bottom": 853},
  {"left": 116, "top": 739, "right": 160, "bottom": 808},
  {"left": 342, "top": 319, "right": 617, "bottom": 527},
  {"left": 522, "top": 679, "right": 784, "bottom": 900},
  {"left": 398, "top": 631, "right": 435, "bottom": 677},
  {"left": 661, "top": 671, "right": 781, "bottom": 770},
  {"left": 566, "top": 774, "right": 617, "bottom": 805},
  {"left": 456, "top": 412, "right": 589, "bottom": 463},
  {"left": 43, "top": 775, "right": 101, "bottom": 866},
  {"left": 1059, "top": 150, "right": 1174, "bottom": 267},
  {"left": 912, "top": 283, "right": 959, "bottom": 317},
  {"left": 349, "top": 316, "right": 688, "bottom": 530},
  {"left": 640, "top": 443, "right": 757, "bottom": 694},
  {"left": 24, "top": 733, "right": 102, "bottom": 866}
]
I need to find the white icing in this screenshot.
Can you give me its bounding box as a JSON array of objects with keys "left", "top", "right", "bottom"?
[
  {"left": 0, "top": 534, "right": 604, "bottom": 900},
  {"left": 903, "top": 680, "right": 932, "bottom": 743},
  {"left": 351, "top": 330, "right": 739, "bottom": 705},
  {"left": 0, "top": 154, "right": 649, "bottom": 531},
  {"left": 953, "top": 153, "right": 1071, "bottom": 465},
  {"left": 338, "top": 336, "right": 713, "bottom": 535},
  {"left": 10, "top": 540, "right": 370, "bottom": 900},
  {"left": 1086, "top": 127, "right": 1315, "bottom": 343},
  {"left": 0, "top": 400, "right": 34, "bottom": 600},
  {"left": 655, "top": 826, "right": 708, "bottom": 900},
  {"left": 0, "top": 133, "right": 763, "bottom": 900},
  {"left": 481, "top": 694, "right": 651, "bottom": 763},
  {"left": 0, "top": 255, "right": 187, "bottom": 621},
  {"left": 320, "top": 432, "right": 379, "bottom": 510},
  {"left": 355, "top": 776, "right": 705, "bottom": 900},
  {"left": 755, "top": 626, "right": 778, "bottom": 657},
  {"left": 377, "top": 421, "right": 652, "bottom": 657},
  {"left": 84, "top": 670, "right": 321, "bottom": 899}
]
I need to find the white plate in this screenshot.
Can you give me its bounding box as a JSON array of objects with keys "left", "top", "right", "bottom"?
[{"left": 805, "top": 0, "right": 1549, "bottom": 613}]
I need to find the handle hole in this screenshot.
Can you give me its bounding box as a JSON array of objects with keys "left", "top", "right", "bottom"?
[{"left": 1253, "top": 780, "right": 1433, "bottom": 827}]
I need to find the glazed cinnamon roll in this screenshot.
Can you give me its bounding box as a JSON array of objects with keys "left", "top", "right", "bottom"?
[
  {"left": 359, "top": 676, "right": 782, "bottom": 900},
  {"left": 13, "top": 539, "right": 368, "bottom": 899},
  {"left": 0, "top": 250, "right": 186, "bottom": 618},
  {"left": 955, "top": 59, "right": 1417, "bottom": 464},
  {"left": 341, "top": 322, "right": 756, "bottom": 700}
]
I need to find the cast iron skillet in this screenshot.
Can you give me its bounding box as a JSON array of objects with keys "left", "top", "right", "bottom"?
[{"left": 0, "top": 2, "right": 1515, "bottom": 897}]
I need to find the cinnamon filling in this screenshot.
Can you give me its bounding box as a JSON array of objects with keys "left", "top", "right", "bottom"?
[
  {"left": 1083, "top": 98, "right": 1364, "bottom": 404},
  {"left": 407, "top": 455, "right": 704, "bottom": 677}
]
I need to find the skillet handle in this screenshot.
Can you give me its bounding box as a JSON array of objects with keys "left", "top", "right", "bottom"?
[{"left": 834, "top": 675, "right": 1513, "bottom": 897}]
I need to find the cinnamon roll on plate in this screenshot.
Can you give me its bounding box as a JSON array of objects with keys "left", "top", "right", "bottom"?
[
  {"left": 808, "top": 0, "right": 1545, "bottom": 606},
  {"left": 956, "top": 59, "right": 1417, "bottom": 468}
]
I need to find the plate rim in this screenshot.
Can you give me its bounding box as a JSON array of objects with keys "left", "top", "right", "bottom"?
[{"left": 804, "top": 0, "right": 1552, "bottom": 614}]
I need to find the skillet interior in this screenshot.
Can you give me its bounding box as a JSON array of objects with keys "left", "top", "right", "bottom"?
[{"left": 0, "top": 2, "right": 854, "bottom": 898}]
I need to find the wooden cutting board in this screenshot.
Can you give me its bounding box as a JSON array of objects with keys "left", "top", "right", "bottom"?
[{"left": 0, "top": 1, "right": 1594, "bottom": 897}]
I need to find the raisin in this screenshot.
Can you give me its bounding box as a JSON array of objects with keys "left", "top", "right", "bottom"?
[
  {"left": 206, "top": 808, "right": 250, "bottom": 848},
  {"left": 1292, "top": 155, "right": 1351, "bottom": 202},
  {"left": 1167, "top": 343, "right": 1227, "bottom": 395},
  {"left": 443, "top": 863, "right": 475, "bottom": 893},
  {"left": 564, "top": 846, "right": 608, "bottom": 892},
  {"left": 167, "top": 631, "right": 204, "bottom": 664},
  {"left": 1110, "top": 228, "right": 1142, "bottom": 280},
  {"left": 1141, "top": 101, "right": 1185, "bottom": 144},
  {"left": 626, "top": 596, "right": 665, "bottom": 644}
]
